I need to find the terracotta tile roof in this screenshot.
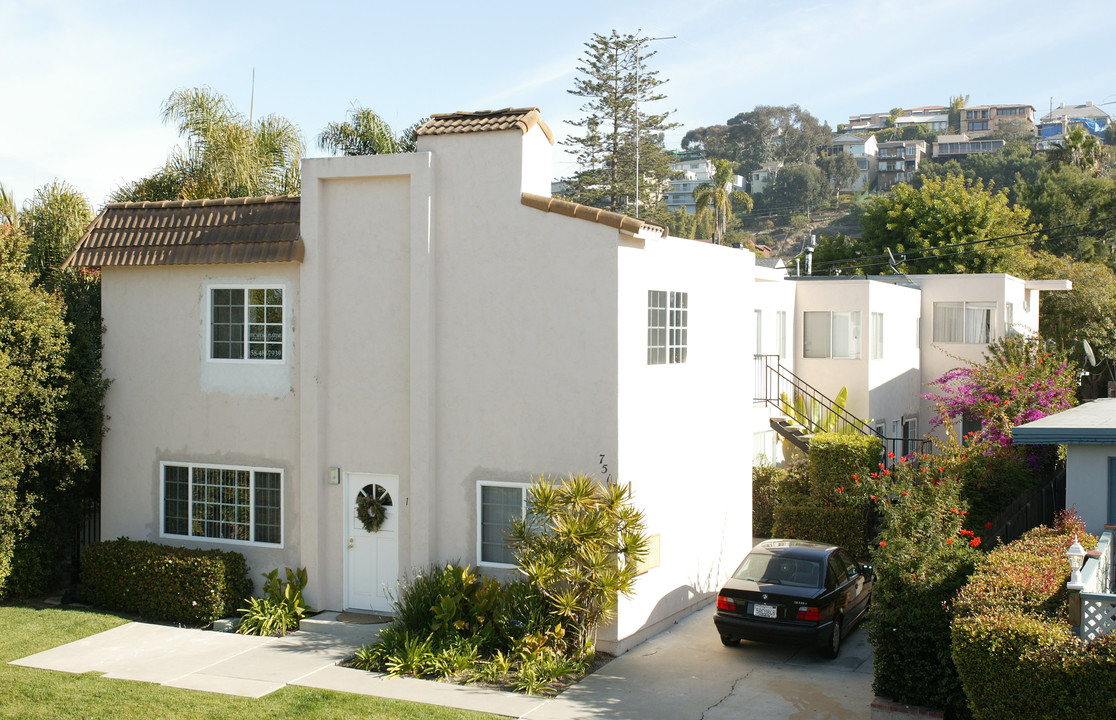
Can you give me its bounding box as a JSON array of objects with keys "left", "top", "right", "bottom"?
[
  {"left": 64, "top": 195, "right": 303, "bottom": 268},
  {"left": 521, "top": 193, "right": 666, "bottom": 237},
  {"left": 417, "top": 108, "right": 554, "bottom": 144}
]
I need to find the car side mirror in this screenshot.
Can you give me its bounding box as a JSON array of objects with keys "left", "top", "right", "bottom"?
[{"left": 860, "top": 563, "right": 874, "bottom": 577}]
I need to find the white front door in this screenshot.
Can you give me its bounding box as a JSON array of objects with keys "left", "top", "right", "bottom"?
[{"left": 344, "top": 473, "right": 400, "bottom": 613}]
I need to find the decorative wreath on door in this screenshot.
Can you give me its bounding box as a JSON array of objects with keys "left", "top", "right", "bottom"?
[{"left": 356, "top": 483, "right": 392, "bottom": 533}]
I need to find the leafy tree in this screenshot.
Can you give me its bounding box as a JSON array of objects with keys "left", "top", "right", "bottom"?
[
  {"left": 1045, "top": 126, "right": 1107, "bottom": 175},
  {"left": 318, "top": 106, "right": 424, "bottom": 156},
  {"left": 817, "top": 152, "right": 861, "bottom": 199},
  {"left": 694, "top": 158, "right": 752, "bottom": 243},
  {"left": 112, "top": 87, "right": 303, "bottom": 202},
  {"left": 814, "top": 175, "right": 1037, "bottom": 276},
  {"left": 0, "top": 229, "right": 83, "bottom": 595},
  {"left": 20, "top": 181, "right": 92, "bottom": 287},
  {"left": 915, "top": 139, "right": 1044, "bottom": 205},
  {"left": 510, "top": 474, "right": 648, "bottom": 658},
  {"left": 1033, "top": 253, "right": 1116, "bottom": 396},
  {"left": 754, "top": 162, "right": 829, "bottom": 214},
  {"left": 683, "top": 105, "right": 830, "bottom": 177},
  {"left": 947, "top": 93, "right": 969, "bottom": 133},
  {"left": 561, "top": 31, "right": 677, "bottom": 214},
  {"left": 1018, "top": 165, "right": 1116, "bottom": 262}
]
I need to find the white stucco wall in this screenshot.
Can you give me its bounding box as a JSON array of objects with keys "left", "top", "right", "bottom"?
[
  {"left": 1067, "top": 445, "right": 1115, "bottom": 533},
  {"left": 752, "top": 265, "right": 796, "bottom": 465},
  {"left": 866, "top": 281, "right": 922, "bottom": 440},
  {"left": 611, "top": 237, "right": 753, "bottom": 652},
  {"left": 99, "top": 262, "right": 302, "bottom": 580},
  {"left": 793, "top": 279, "right": 873, "bottom": 420}
]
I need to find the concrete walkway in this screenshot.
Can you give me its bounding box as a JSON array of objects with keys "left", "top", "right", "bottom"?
[{"left": 11, "top": 605, "right": 874, "bottom": 719}]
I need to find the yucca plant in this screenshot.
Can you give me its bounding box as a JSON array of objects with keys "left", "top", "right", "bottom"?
[{"left": 510, "top": 474, "right": 649, "bottom": 659}]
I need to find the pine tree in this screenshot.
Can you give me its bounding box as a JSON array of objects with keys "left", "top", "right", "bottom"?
[{"left": 561, "top": 31, "right": 677, "bottom": 215}]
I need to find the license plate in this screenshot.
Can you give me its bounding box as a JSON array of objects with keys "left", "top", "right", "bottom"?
[{"left": 753, "top": 603, "right": 777, "bottom": 619}]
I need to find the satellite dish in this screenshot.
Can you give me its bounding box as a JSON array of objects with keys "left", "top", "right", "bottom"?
[{"left": 1083, "top": 339, "right": 1097, "bottom": 367}]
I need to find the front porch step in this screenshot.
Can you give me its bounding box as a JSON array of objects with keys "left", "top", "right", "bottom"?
[{"left": 770, "top": 416, "right": 812, "bottom": 453}]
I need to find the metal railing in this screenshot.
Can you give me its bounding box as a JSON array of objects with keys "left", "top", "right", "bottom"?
[
  {"left": 984, "top": 467, "right": 1066, "bottom": 549},
  {"left": 754, "top": 354, "right": 929, "bottom": 457}
]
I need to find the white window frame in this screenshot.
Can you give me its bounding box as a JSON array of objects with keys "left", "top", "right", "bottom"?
[
  {"left": 870, "top": 312, "right": 884, "bottom": 360},
  {"left": 803, "top": 310, "right": 861, "bottom": 359},
  {"left": 776, "top": 311, "right": 788, "bottom": 359},
  {"left": 476, "top": 481, "right": 529, "bottom": 569},
  {"left": 207, "top": 284, "right": 286, "bottom": 363},
  {"left": 649, "top": 289, "right": 688, "bottom": 365},
  {"left": 755, "top": 309, "right": 763, "bottom": 355},
  {"left": 159, "top": 461, "right": 283, "bottom": 548}
]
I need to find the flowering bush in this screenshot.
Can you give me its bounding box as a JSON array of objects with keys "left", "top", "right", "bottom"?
[{"left": 923, "top": 334, "right": 1077, "bottom": 452}]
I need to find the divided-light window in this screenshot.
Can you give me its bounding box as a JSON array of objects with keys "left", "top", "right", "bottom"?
[
  {"left": 477, "top": 482, "right": 528, "bottom": 567},
  {"left": 162, "top": 462, "right": 282, "bottom": 546},
  {"left": 211, "top": 286, "right": 283, "bottom": 361},
  {"left": 648, "top": 290, "right": 688, "bottom": 364}
]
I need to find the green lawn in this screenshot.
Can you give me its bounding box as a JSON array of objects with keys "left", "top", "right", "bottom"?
[{"left": 0, "top": 604, "right": 503, "bottom": 720}]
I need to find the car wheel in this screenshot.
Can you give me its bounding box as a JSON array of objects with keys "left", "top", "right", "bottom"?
[
  {"left": 820, "top": 617, "right": 842, "bottom": 659},
  {"left": 720, "top": 634, "right": 739, "bottom": 647}
]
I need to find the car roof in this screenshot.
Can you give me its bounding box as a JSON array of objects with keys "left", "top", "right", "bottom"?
[{"left": 750, "top": 539, "right": 839, "bottom": 558}]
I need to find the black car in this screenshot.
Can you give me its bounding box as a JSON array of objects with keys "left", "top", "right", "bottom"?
[{"left": 713, "top": 539, "right": 874, "bottom": 659}]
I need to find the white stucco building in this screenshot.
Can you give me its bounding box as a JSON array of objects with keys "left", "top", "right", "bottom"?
[
  {"left": 752, "top": 270, "right": 1071, "bottom": 460},
  {"left": 66, "top": 108, "right": 754, "bottom": 654}
]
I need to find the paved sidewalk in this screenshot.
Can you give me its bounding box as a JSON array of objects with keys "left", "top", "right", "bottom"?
[{"left": 11, "top": 605, "right": 874, "bottom": 719}]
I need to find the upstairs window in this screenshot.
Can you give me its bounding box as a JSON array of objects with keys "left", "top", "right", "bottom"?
[
  {"left": 803, "top": 311, "right": 861, "bottom": 359},
  {"left": 648, "top": 290, "right": 688, "bottom": 365},
  {"left": 870, "top": 312, "right": 884, "bottom": 360},
  {"left": 211, "top": 286, "right": 284, "bottom": 361},
  {"left": 933, "top": 302, "right": 994, "bottom": 344}
]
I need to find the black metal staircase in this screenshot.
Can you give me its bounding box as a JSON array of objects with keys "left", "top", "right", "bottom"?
[{"left": 754, "top": 354, "right": 920, "bottom": 456}]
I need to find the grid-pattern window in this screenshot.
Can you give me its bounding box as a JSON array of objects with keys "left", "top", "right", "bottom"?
[
  {"left": 478, "top": 484, "right": 526, "bottom": 566},
  {"left": 777, "top": 311, "right": 787, "bottom": 359},
  {"left": 804, "top": 311, "right": 861, "bottom": 359},
  {"left": 933, "top": 302, "right": 995, "bottom": 344},
  {"left": 669, "top": 291, "right": 688, "bottom": 363},
  {"left": 162, "top": 463, "right": 282, "bottom": 546},
  {"left": 871, "top": 312, "right": 884, "bottom": 360},
  {"left": 648, "top": 291, "right": 667, "bottom": 364},
  {"left": 211, "top": 286, "right": 283, "bottom": 361}
]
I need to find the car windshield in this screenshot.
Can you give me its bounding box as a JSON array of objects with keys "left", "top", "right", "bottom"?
[{"left": 732, "top": 554, "right": 823, "bottom": 588}]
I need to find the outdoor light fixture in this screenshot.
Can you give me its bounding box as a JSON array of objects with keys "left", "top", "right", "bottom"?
[{"left": 1066, "top": 536, "right": 1086, "bottom": 589}]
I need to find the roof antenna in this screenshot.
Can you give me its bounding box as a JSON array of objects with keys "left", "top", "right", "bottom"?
[
  {"left": 887, "top": 247, "right": 916, "bottom": 285},
  {"left": 249, "top": 67, "right": 255, "bottom": 125}
]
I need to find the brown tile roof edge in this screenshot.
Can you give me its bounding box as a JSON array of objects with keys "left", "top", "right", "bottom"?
[
  {"left": 417, "top": 108, "right": 555, "bottom": 145},
  {"left": 521, "top": 193, "right": 666, "bottom": 236},
  {"left": 103, "top": 194, "right": 299, "bottom": 210},
  {"left": 63, "top": 195, "right": 303, "bottom": 269}
]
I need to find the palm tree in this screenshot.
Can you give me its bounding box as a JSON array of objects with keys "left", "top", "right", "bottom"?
[
  {"left": 693, "top": 159, "right": 752, "bottom": 243},
  {"left": 1048, "top": 126, "right": 1105, "bottom": 175},
  {"left": 112, "top": 87, "right": 304, "bottom": 202},
  {"left": 318, "top": 107, "right": 425, "bottom": 156}
]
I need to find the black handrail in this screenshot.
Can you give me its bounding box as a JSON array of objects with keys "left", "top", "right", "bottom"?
[{"left": 754, "top": 354, "right": 931, "bottom": 458}]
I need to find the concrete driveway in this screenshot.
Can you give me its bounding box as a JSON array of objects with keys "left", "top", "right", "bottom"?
[{"left": 527, "top": 602, "right": 874, "bottom": 720}]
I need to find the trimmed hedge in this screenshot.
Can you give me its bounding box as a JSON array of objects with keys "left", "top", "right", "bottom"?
[
  {"left": 772, "top": 503, "right": 869, "bottom": 561},
  {"left": 950, "top": 519, "right": 1116, "bottom": 719},
  {"left": 82, "top": 538, "right": 252, "bottom": 625},
  {"left": 809, "top": 432, "right": 881, "bottom": 497},
  {"left": 870, "top": 546, "right": 980, "bottom": 718},
  {"left": 752, "top": 464, "right": 784, "bottom": 538}
]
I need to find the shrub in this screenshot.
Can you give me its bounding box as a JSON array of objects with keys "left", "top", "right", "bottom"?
[
  {"left": 949, "top": 514, "right": 1116, "bottom": 719},
  {"left": 809, "top": 432, "right": 882, "bottom": 498},
  {"left": 510, "top": 474, "right": 648, "bottom": 658},
  {"left": 771, "top": 504, "right": 870, "bottom": 561},
  {"left": 752, "top": 463, "right": 784, "bottom": 537},
  {"left": 82, "top": 538, "right": 251, "bottom": 625},
  {"left": 237, "top": 567, "right": 308, "bottom": 637}
]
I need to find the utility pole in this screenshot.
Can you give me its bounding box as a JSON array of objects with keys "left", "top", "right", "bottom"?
[{"left": 631, "top": 32, "right": 674, "bottom": 218}]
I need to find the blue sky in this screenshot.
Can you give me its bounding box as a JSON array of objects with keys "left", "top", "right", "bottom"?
[{"left": 3, "top": 0, "right": 1115, "bottom": 208}]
